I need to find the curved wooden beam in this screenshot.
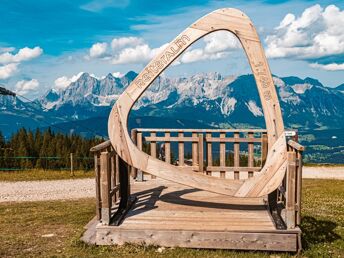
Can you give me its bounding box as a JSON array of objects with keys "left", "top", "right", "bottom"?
[{"left": 108, "top": 8, "right": 287, "bottom": 197}]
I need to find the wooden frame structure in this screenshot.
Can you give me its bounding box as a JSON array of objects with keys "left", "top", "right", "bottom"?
[
  {"left": 108, "top": 8, "right": 287, "bottom": 197},
  {"left": 85, "top": 129, "right": 304, "bottom": 251},
  {"left": 82, "top": 8, "right": 305, "bottom": 252}
]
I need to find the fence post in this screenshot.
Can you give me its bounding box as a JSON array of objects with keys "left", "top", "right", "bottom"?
[
  {"left": 100, "top": 151, "right": 111, "bottom": 225},
  {"left": 70, "top": 153, "right": 74, "bottom": 176}
]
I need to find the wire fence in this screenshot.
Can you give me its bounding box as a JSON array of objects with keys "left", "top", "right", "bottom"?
[{"left": 0, "top": 155, "right": 94, "bottom": 171}]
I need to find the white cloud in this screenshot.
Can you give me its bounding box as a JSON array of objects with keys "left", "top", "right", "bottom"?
[
  {"left": 89, "top": 42, "right": 108, "bottom": 58},
  {"left": 111, "top": 43, "right": 168, "bottom": 65},
  {"left": 15, "top": 79, "right": 39, "bottom": 95},
  {"left": 265, "top": 4, "right": 344, "bottom": 59},
  {"left": 54, "top": 72, "right": 84, "bottom": 90},
  {"left": 178, "top": 31, "right": 238, "bottom": 64},
  {"left": 90, "top": 31, "right": 239, "bottom": 66},
  {"left": 0, "top": 47, "right": 15, "bottom": 53},
  {"left": 0, "top": 46, "right": 43, "bottom": 64},
  {"left": 204, "top": 31, "right": 239, "bottom": 53},
  {"left": 0, "top": 63, "right": 18, "bottom": 79},
  {"left": 112, "top": 72, "right": 123, "bottom": 78},
  {"left": 111, "top": 37, "right": 144, "bottom": 50},
  {"left": 310, "top": 62, "right": 344, "bottom": 71}
]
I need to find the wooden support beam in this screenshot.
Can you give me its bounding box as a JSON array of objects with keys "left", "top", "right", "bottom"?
[
  {"left": 234, "top": 132, "right": 240, "bottom": 180},
  {"left": 178, "top": 132, "right": 184, "bottom": 166}
]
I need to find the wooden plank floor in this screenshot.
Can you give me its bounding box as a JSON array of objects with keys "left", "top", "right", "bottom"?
[{"left": 93, "top": 178, "right": 300, "bottom": 251}]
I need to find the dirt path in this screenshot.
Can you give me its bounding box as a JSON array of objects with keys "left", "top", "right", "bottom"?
[
  {"left": 303, "top": 166, "right": 344, "bottom": 180},
  {"left": 0, "top": 178, "right": 95, "bottom": 203},
  {"left": 0, "top": 167, "right": 342, "bottom": 202}
]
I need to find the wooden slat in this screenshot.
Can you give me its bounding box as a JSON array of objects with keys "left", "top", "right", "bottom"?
[
  {"left": 145, "top": 136, "right": 198, "bottom": 142},
  {"left": 94, "top": 153, "right": 101, "bottom": 220},
  {"left": 100, "top": 151, "right": 111, "bottom": 225},
  {"left": 165, "top": 132, "right": 171, "bottom": 164},
  {"left": 286, "top": 151, "right": 296, "bottom": 229},
  {"left": 248, "top": 132, "right": 254, "bottom": 178},
  {"left": 234, "top": 132, "right": 240, "bottom": 180},
  {"left": 178, "top": 132, "right": 184, "bottom": 166},
  {"left": 287, "top": 140, "right": 305, "bottom": 151},
  {"left": 115, "top": 154, "right": 120, "bottom": 200},
  {"left": 136, "top": 132, "right": 144, "bottom": 181},
  {"left": 220, "top": 132, "right": 226, "bottom": 178},
  {"left": 206, "top": 166, "right": 261, "bottom": 172},
  {"left": 198, "top": 134, "right": 204, "bottom": 173},
  {"left": 90, "top": 140, "right": 111, "bottom": 152},
  {"left": 192, "top": 132, "right": 198, "bottom": 166},
  {"left": 296, "top": 151, "right": 302, "bottom": 226},
  {"left": 205, "top": 137, "right": 261, "bottom": 143},
  {"left": 206, "top": 132, "right": 212, "bottom": 176},
  {"left": 261, "top": 132, "right": 268, "bottom": 166},
  {"left": 130, "top": 129, "right": 138, "bottom": 178},
  {"left": 111, "top": 154, "right": 116, "bottom": 206},
  {"left": 150, "top": 132, "right": 157, "bottom": 179}
]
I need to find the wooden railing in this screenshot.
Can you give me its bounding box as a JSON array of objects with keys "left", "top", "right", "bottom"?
[
  {"left": 131, "top": 128, "right": 268, "bottom": 181},
  {"left": 91, "top": 128, "right": 303, "bottom": 229},
  {"left": 90, "top": 141, "right": 134, "bottom": 226}
]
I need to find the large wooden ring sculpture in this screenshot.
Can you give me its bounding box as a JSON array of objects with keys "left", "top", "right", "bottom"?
[{"left": 108, "top": 8, "right": 287, "bottom": 197}]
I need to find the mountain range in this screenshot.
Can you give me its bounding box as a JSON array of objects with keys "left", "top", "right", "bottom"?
[{"left": 1, "top": 71, "right": 344, "bottom": 138}]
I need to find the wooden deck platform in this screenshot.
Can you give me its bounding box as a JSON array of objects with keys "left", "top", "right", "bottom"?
[{"left": 83, "top": 178, "right": 301, "bottom": 252}]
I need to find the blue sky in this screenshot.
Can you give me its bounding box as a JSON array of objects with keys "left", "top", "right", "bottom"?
[{"left": 1, "top": 0, "right": 344, "bottom": 98}]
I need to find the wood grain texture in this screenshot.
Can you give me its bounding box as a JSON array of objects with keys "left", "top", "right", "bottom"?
[{"left": 108, "top": 8, "right": 287, "bottom": 197}]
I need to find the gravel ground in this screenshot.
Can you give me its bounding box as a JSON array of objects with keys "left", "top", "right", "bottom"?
[
  {"left": 0, "top": 178, "right": 95, "bottom": 203},
  {"left": 0, "top": 167, "right": 342, "bottom": 202}
]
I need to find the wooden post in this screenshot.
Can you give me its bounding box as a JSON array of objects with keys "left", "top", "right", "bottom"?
[
  {"left": 70, "top": 153, "right": 74, "bottom": 176},
  {"left": 136, "top": 132, "right": 143, "bottom": 181},
  {"left": 261, "top": 132, "right": 268, "bottom": 166},
  {"left": 165, "top": 132, "right": 171, "bottom": 164},
  {"left": 192, "top": 132, "right": 198, "bottom": 166},
  {"left": 234, "top": 132, "right": 240, "bottom": 180},
  {"left": 220, "top": 132, "right": 226, "bottom": 178},
  {"left": 198, "top": 133, "right": 204, "bottom": 173},
  {"left": 150, "top": 132, "right": 157, "bottom": 179},
  {"left": 178, "top": 132, "right": 184, "bottom": 166},
  {"left": 100, "top": 151, "right": 111, "bottom": 225},
  {"left": 130, "top": 129, "right": 138, "bottom": 178},
  {"left": 94, "top": 152, "right": 101, "bottom": 220},
  {"left": 248, "top": 132, "right": 254, "bottom": 178},
  {"left": 206, "top": 132, "right": 212, "bottom": 176},
  {"left": 286, "top": 151, "right": 296, "bottom": 229}
]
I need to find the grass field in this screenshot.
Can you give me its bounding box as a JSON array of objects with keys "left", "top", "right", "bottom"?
[
  {"left": 0, "top": 179, "right": 343, "bottom": 257},
  {"left": 0, "top": 169, "right": 94, "bottom": 181}
]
